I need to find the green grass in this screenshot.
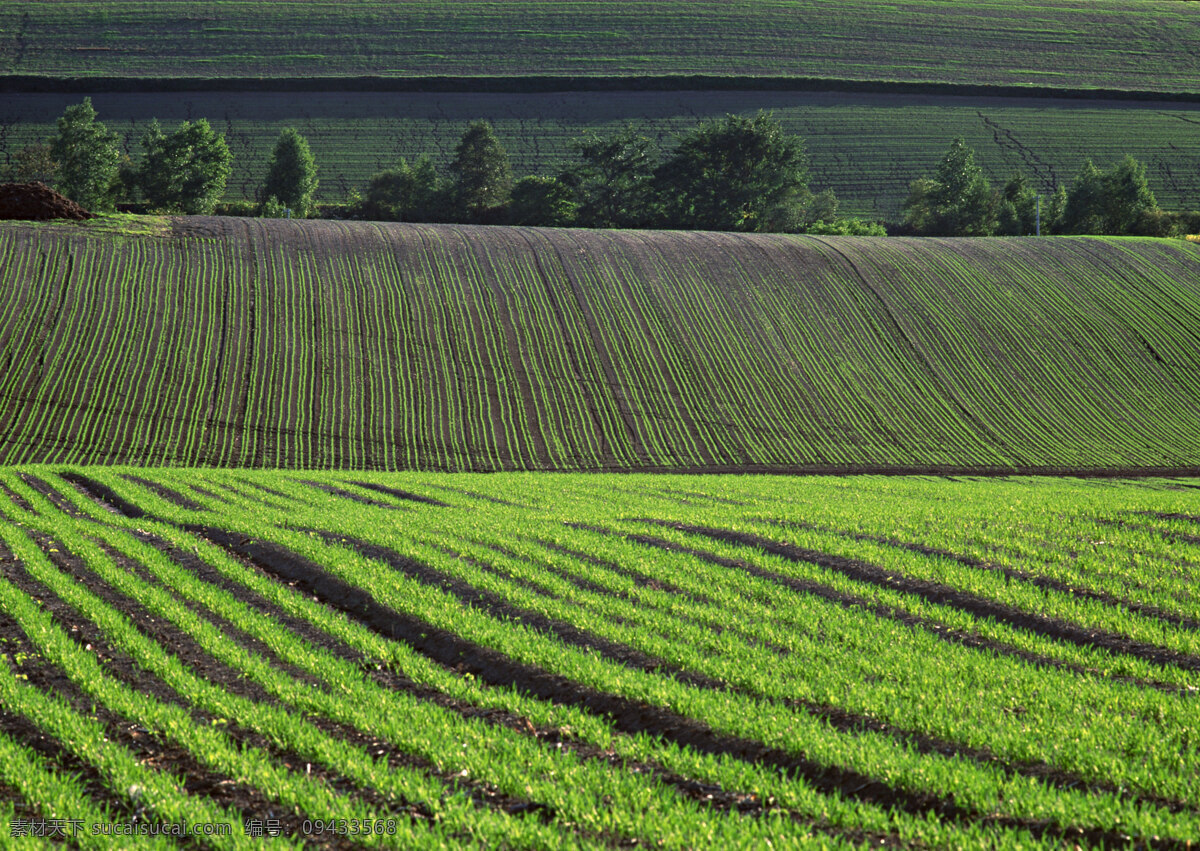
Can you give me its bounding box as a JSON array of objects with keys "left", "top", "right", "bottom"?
[
  {"left": 3, "top": 1, "right": 1200, "bottom": 93},
  {"left": 0, "top": 467, "right": 1197, "bottom": 847},
  {"left": 1, "top": 219, "right": 1199, "bottom": 472},
  {"left": 5, "top": 90, "right": 1200, "bottom": 218}
]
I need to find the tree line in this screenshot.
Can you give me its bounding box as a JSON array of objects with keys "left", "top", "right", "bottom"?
[
  {"left": 7, "top": 98, "right": 1197, "bottom": 237},
  {"left": 899, "top": 137, "right": 1199, "bottom": 237}
]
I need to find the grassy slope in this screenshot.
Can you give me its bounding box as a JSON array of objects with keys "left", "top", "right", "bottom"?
[
  {"left": 0, "top": 217, "right": 1198, "bottom": 472},
  {"left": 5, "top": 90, "right": 1200, "bottom": 218},
  {"left": 2, "top": 1, "right": 1200, "bottom": 93}
]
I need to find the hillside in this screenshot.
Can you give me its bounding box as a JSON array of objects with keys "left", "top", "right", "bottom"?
[
  {"left": 1, "top": 218, "right": 1199, "bottom": 473},
  {"left": 3, "top": 0, "right": 1200, "bottom": 94}
]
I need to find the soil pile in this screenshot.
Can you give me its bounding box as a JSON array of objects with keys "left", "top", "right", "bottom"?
[{"left": 0, "top": 182, "right": 94, "bottom": 221}]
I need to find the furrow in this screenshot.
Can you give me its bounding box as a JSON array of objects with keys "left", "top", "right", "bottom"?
[
  {"left": 655, "top": 521, "right": 1200, "bottom": 673},
  {"left": 615, "top": 527, "right": 1193, "bottom": 695},
  {"left": 186, "top": 523, "right": 1180, "bottom": 845},
  {"left": 763, "top": 518, "right": 1200, "bottom": 632}
]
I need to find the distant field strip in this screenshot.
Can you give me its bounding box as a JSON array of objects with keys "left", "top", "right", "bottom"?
[
  {"left": 0, "top": 469, "right": 1199, "bottom": 847},
  {"left": 3, "top": 1, "right": 1200, "bottom": 92},
  {"left": 4, "top": 90, "right": 1199, "bottom": 217},
  {"left": 2, "top": 218, "right": 1200, "bottom": 472}
]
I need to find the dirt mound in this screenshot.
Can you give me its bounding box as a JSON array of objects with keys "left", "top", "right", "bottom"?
[{"left": 0, "top": 182, "right": 94, "bottom": 221}]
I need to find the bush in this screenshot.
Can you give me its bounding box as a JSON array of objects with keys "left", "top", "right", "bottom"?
[
  {"left": 509, "top": 175, "right": 577, "bottom": 227},
  {"left": 258, "top": 195, "right": 290, "bottom": 218},
  {"left": 136, "top": 119, "right": 232, "bottom": 214},
  {"left": 803, "top": 218, "right": 887, "bottom": 236},
  {"left": 212, "top": 200, "right": 257, "bottom": 217},
  {"left": 359, "top": 156, "right": 445, "bottom": 222}
]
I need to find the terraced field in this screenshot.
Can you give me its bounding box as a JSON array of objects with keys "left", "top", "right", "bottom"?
[
  {"left": 0, "top": 468, "right": 1198, "bottom": 847},
  {"left": 4, "top": 0, "right": 1200, "bottom": 93},
  {"left": 3, "top": 218, "right": 1200, "bottom": 472},
  {"left": 5, "top": 90, "right": 1200, "bottom": 217}
]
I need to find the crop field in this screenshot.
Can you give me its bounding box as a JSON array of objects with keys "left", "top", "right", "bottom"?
[
  {"left": 4, "top": 90, "right": 1200, "bottom": 218},
  {"left": 3, "top": 218, "right": 1200, "bottom": 473},
  {"left": 0, "top": 468, "right": 1197, "bottom": 848},
  {"left": 3, "top": 0, "right": 1200, "bottom": 93}
]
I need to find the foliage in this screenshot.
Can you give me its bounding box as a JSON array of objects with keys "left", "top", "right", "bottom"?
[
  {"left": 447, "top": 121, "right": 512, "bottom": 224},
  {"left": 803, "top": 217, "right": 887, "bottom": 236},
  {"left": 359, "top": 156, "right": 445, "bottom": 222},
  {"left": 10, "top": 93, "right": 1200, "bottom": 223},
  {"left": 48, "top": 98, "right": 122, "bottom": 212},
  {"left": 902, "top": 137, "right": 997, "bottom": 236},
  {"left": 996, "top": 173, "right": 1042, "bottom": 236},
  {"left": 135, "top": 119, "right": 233, "bottom": 214},
  {"left": 508, "top": 175, "right": 577, "bottom": 227},
  {"left": 261, "top": 128, "right": 318, "bottom": 218},
  {"left": 259, "top": 195, "right": 290, "bottom": 218},
  {"left": 562, "top": 124, "right": 660, "bottom": 229},
  {"left": 653, "top": 111, "right": 809, "bottom": 232},
  {"left": 1059, "top": 156, "right": 1158, "bottom": 236},
  {"left": 212, "top": 200, "right": 257, "bottom": 217},
  {"left": 6, "top": 142, "right": 59, "bottom": 186}
]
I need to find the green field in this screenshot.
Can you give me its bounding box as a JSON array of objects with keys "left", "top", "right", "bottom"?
[
  {"left": 5, "top": 2, "right": 1200, "bottom": 847},
  {"left": 3, "top": 0, "right": 1200, "bottom": 93},
  {"left": 0, "top": 468, "right": 1198, "bottom": 847},
  {"left": 5, "top": 90, "right": 1200, "bottom": 218},
  {"left": 1, "top": 217, "right": 1199, "bottom": 473}
]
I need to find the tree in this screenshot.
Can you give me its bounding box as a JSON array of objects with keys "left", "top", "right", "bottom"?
[
  {"left": 49, "top": 98, "right": 122, "bottom": 211},
  {"left": 903, "top": 138, "right": 998, "bottom": 235},
  {"left": 1060, "top": 156, "right": 1156, "bottom": 235},
  {"left": 938, "top": 137, "right": 997, "bottom": 235},
  {"left": 563, "top": 123, "right": 660, "bottom": 229},
  {"left": 653, "top": 111, "right": 809, "bottom": 232},
  {"left": 359, "top": 155, "right": 445, "bottom": 222},
  {"left": 447, "top": 121, "right": 512, "bottom": 223},
  {"left": 899, "top": 178, "right": 940, "bottom": 235},
  {"left": 996, "top": 173, "right": 1040, "bottom": 235},
  {"left": 509, "top": 175, "right": 577, "bottom": 227},
  {"left": 137, "top": 119, "right": 232, "bottom": 214},
  {"left": 7, "top": 142, "right": 59, "bottom": 186},
  {"left": 261, "top": 128, "right": 318, "bottom": 218}
]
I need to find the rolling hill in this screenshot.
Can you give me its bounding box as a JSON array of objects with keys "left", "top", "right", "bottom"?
[{"left": 1, "top": 217, "right": 1198, "bottom": 473}]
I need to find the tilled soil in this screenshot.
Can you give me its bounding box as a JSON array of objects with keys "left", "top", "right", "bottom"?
[{"left": 0, "top": 182, "right": 93, "bottom": 221}]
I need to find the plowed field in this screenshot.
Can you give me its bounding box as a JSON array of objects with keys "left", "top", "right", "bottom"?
[
  {"left": 5, "top": 0, "right": 1200, "bottom": 93},
  {"left": 1, "top": 468, "right": 1198, "bottom": 848},
  {"left": 1, "top": 218, "right": 1200, "bottom": 473}
]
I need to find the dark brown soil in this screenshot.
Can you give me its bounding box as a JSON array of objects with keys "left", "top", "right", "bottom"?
[
  {"left": 0, "top": 182, "right": 93, "bottom": 221},
  {"left": 120, "top": 474, "right": 208, "bottom": 511}
]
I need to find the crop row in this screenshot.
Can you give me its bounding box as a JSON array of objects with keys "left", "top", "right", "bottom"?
[
  {"left": 3, "top": 220, "right": 1200, "bottom": 472},
  {"left": 0, "top": 467, "right": 1197, "bottom": 847},
  {"left": 4, "top": 90, "right": 1199, "bottom": 217},
  {"left": 4, "top": 1, "right": 1200, "bottom": 93}
]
